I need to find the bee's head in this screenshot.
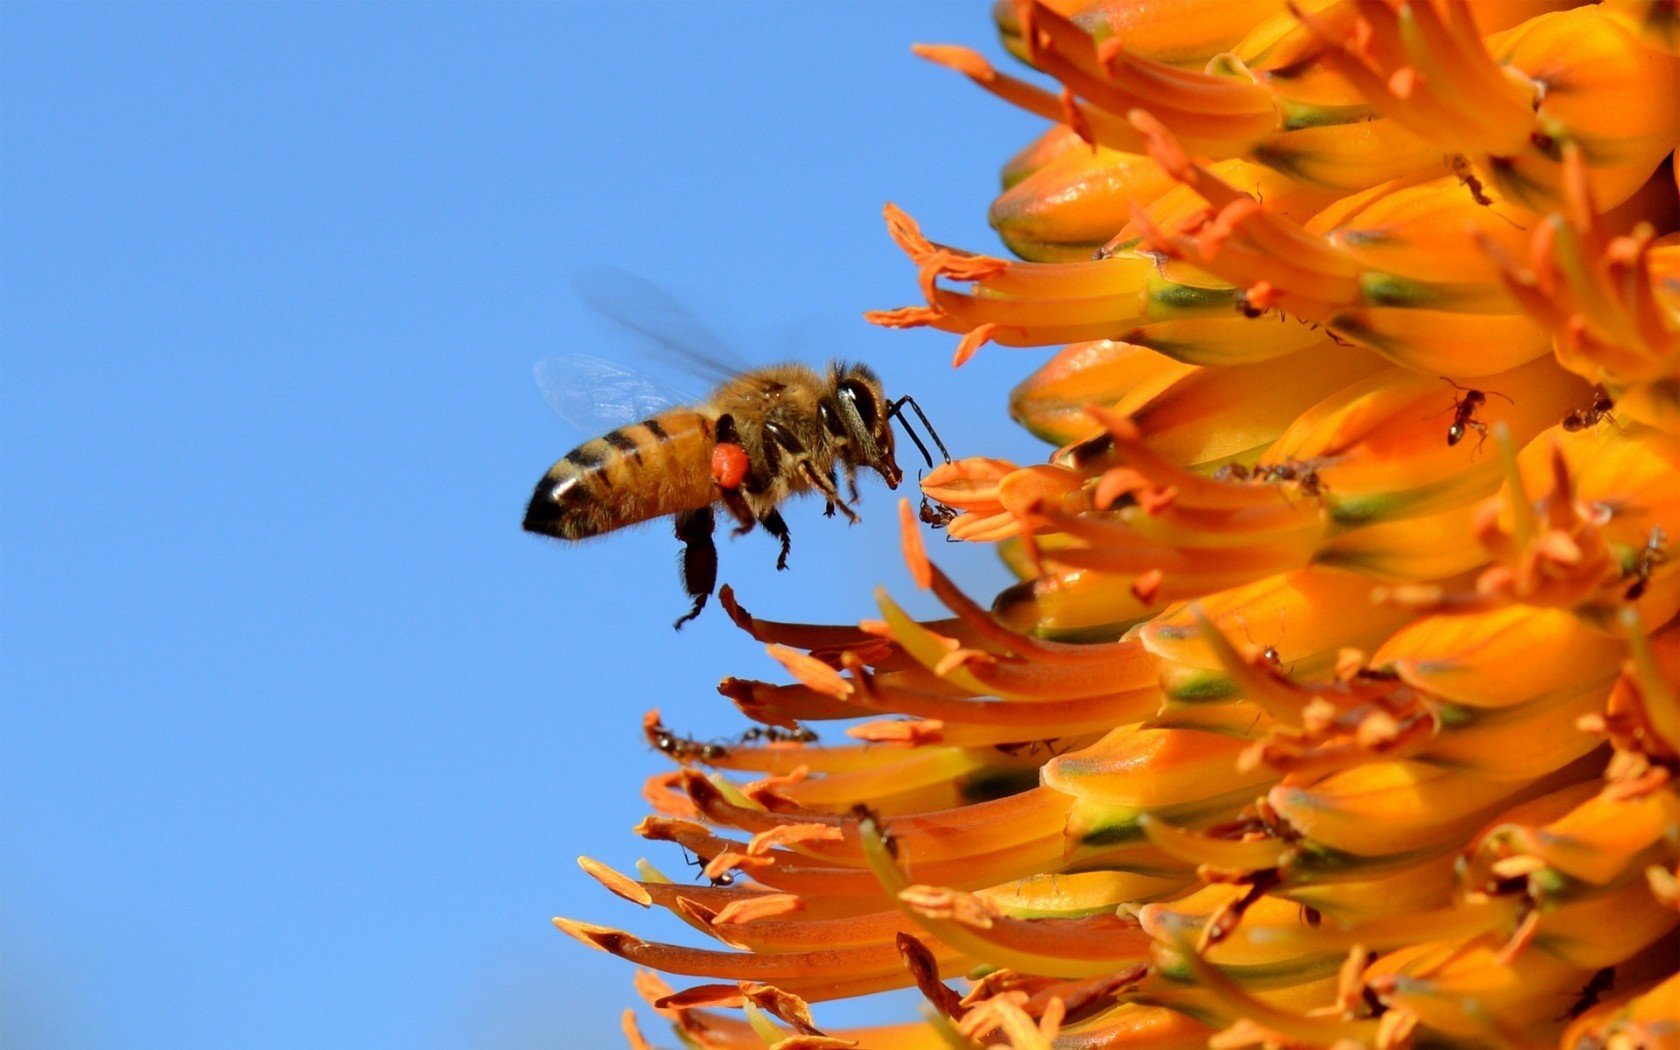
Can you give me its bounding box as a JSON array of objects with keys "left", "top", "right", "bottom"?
[{"left": 824, "top": 362, "right": 901, "bottom": 489}]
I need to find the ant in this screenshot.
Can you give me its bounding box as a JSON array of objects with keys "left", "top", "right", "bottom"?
[
  {"left": 919, "top": 495, "right": 958, "bottom": 529},
  {"left": 649, "top": 720, "right": 728, "bottom": 763},
  {"left": 1237, "top": 291, "right": 1270, "bottom": 320},
  {"left": 1562, "top": 386, "right": 1616, "bottom": 432},
  {"left": 1237, "top": 618, "right": 1293, "bottom": 677},
  {"left": 1447, "top": 153, "right": 1494, "bottom": 207},
  {"left": 1624, "top": 526, "right": 1668, "bottom": 601},
  {"left": 1219, "top": 459, "right": 1329, "bottom": 505},
  {"left": 1560, "top": 967, "right": 1614, "bottom": 1021},
  {"left": 680, "top": 848, "right": 735, "bottom": 887},
  {"left": 738, "top": 725, "right": 819, "bottom": 745},
  {"left": 1257, "top": 460, "right": 1328, "bottom": 501},
  {"left": 1440, "top": 378, "right": 1513, "bottom": 452}
]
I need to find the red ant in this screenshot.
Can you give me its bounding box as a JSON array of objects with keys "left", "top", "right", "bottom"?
[
  {"left": 1440, "top": 378, "right": 1513, "bottom": 452},
  {"left": 1562, "top": 386, "right": 1616, "bottom": 432},
  {"left": 1448, "top": 153, "right": 1494, "bottom": 207}
]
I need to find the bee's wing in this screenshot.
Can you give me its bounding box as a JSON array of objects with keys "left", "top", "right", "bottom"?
[
  {"left": 570, "top": 266, "right": 751, "bottom": 385},
  {"left": 533, "top": 353, "right": 697, "bottom": 434}
]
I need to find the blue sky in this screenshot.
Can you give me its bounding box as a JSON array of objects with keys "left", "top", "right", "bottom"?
[{"left": 1, "top": 5, "right": 1056, "bottom": 1047}]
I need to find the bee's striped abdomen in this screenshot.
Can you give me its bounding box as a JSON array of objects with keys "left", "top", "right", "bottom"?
[{"left": 523, "top": 411, "right": 717, "bottom": 541}]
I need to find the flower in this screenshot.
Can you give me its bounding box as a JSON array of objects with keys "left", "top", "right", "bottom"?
[{"left": 559, "top": 3, "right": 1680, "bottom": 1047}]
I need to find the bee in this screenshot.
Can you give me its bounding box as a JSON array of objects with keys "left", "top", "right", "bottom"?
[
  {"left": 1440, "top": 377, "right": 1513, "bottom": 452},
  {"left": 524, "top": 270, "right": 948, "bottom": 628}
]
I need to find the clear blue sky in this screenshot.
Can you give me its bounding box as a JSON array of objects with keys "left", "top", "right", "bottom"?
[{"left": 1, "top": 5, "right": 1054, "bottom": 1047}]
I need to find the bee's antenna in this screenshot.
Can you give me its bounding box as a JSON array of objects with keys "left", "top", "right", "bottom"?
[{"left": 889, "top": 395, "right": 951, "bottom": 466}]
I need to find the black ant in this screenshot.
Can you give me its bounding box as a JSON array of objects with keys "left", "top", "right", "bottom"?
[
  {"left": 1257, "top": 460, "right": 1328, "bottom": 501},
  {"left": 1440, "top": 378, "right": 1513, "bottom": 452},
  {"left": 649, "top": 721, "right": 728, "bottom": 763},
  {"left": 919, "top": 495, "right": 958, "bottom": 529},
  {"left": 738, "top": 725, "right": 818, "bottom": 745},
  {"left": 1560, "top": 967, "right": 1614, "bottom": 1021},
  {"left": 1562, "top": 386, "right": 1616, "bottom": 432},
  {"left": 1219, "top": 459, "right": 1329, "bottom": 505},
  {"left": 1624, "top": 526, "right": 1668, "bottom": 601},
  {"left": 680, "top": 848, "right": 735, "bottom": 887}
]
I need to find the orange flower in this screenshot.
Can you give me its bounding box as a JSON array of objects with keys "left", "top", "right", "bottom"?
[{"left": 561, "top": 4, "right": 1680, "bottom": 1046}]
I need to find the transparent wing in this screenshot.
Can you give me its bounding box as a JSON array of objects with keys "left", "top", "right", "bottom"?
[
  {"left": 570, "top": 266, "right": 751, "bottom": 384},
  {"left": 533, "top": 353, "right": 695, "bottom": 435}
]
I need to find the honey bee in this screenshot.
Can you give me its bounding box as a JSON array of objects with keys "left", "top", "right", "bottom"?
[{"left": 524, "top": 271, "right": 947, "bottom": 627}]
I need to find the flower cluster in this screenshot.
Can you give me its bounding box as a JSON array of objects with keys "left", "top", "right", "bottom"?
[{"left": 559, "top": 3, "right": 1680, "bottom": 1047}]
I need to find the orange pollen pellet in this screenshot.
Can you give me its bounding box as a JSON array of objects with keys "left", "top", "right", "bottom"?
[{"left": 712, "top": 442, "right": 749, "bottom": 489}]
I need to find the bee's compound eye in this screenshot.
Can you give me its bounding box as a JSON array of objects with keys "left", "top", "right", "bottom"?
[{"left": 838, "top": 380, "right": 877, "bottom": 431}]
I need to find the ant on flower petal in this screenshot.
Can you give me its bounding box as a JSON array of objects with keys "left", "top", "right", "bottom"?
[{"left": 1439, "top": 377, "right": 1513, "bottom": 454}]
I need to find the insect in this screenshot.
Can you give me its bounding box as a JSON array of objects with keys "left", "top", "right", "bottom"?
[
  {"left": 1448, "top": 152, "right": 1494, "bottom": 207},
  {"left": 1440, "top": 378, "right": 1513, "bottom": 451},
  {"left": 524, "top": 270, "right": 949, "bottom": 628},
  {"left": 738, "top": 725, "right": 818, "bottom": 745},
  {"left": 917, "top": 477, "right": 959, "bottom": 530},
  {"left": 1217, "top": 459, "right": 1328, "bottom": 502},
  {"left": 1561, "top": 967, "right": 1614, "bottom": 1021},
  {"left": 1256, "top": 459, "right": 1328, "bottom": 501},
  {"left": 679, "top": 848, "right": 735, "bottom": 887},
  {"left": 1562, "top": 386, "right": 1616, "bottom": 432},
  {"left": 649, "top": 721, "right": 727, "bottom": 763},
  {"left": 1624, "top": 525, "right": 1668, "bottom": 601}
]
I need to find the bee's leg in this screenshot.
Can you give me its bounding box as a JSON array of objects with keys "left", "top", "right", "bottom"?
[
  {"left": 823, "top": 468, "right": 838, "bottom": 518},
  {"left": 760, "top": 508, "right": 792, "bottom": 571},
  {"left": 766, "top": 421, "right": 859, "bottom": 523},
  {"left": 673, "top": 506, "right": 717, "bottom": 630},
  {"left": 800, "top": 460, "right": 859, "bottom": 523},
  {"left": 843, "top": 463, "right": 860, "bottom": 504},
  {"left": 719, "top": 486, "right": 756, "bottom": 536}
]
